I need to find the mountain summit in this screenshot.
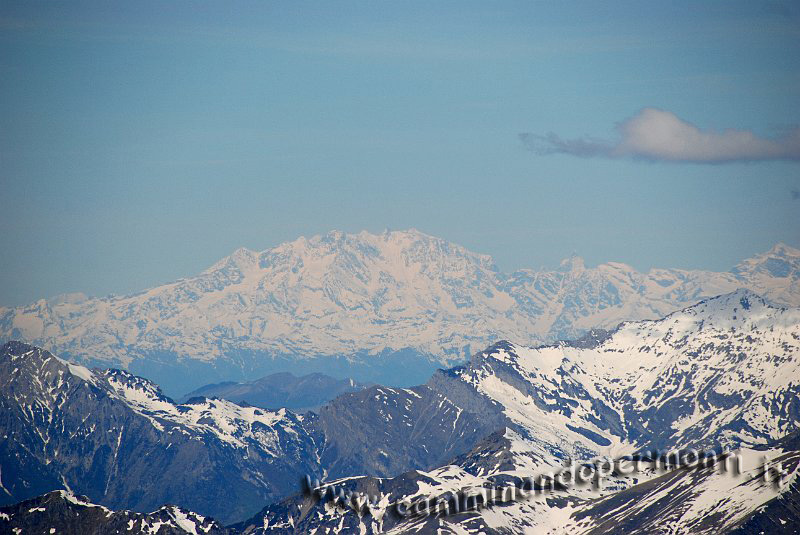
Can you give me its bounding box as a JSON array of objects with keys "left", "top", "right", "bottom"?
[{"left": 1, "top": 230, "right": 799, "bottom": 394}]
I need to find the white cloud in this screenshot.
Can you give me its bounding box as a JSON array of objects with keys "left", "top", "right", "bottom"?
[{"left": 520, "top": 108, "right": 800, "bottom": 163}]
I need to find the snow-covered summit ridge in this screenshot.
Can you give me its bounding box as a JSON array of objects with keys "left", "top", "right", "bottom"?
[
  {"left": 464, "top": 289, "right": 800, "bottom": 457},
  {"left": 2, "top": 231, "right": 799, "bottom": 374}
]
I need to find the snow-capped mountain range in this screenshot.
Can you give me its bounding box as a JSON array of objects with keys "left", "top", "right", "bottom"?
[
  {"left": 229, "top": 290, "right": 800, "bottom": 534},
  {"left": 314, "top": 289, "right": 800, "bottom": 481},
  {"left": 1, "top": 230, "right": 799, "bottom": 394},
  {"left": 2, "top": 289, "right": 799, "bottom": 532}
]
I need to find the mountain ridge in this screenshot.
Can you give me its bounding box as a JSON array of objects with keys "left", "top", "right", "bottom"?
[{"left": 2, "top": 230, "right": 799, "bottom": 394}]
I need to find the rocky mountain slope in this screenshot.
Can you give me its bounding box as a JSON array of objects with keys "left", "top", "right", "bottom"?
[
  {"left": 0, "top": 341, "right": 322, "bottom": 524},
  {"left": 1, "top": 230, "right": 798, "bottom": 394}
]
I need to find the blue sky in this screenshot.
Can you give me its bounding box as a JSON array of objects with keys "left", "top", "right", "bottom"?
[{"left": 1, "top": 1, "right": 799, "bottom": 305}]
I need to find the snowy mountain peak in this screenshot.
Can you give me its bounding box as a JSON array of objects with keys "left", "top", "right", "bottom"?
[
  {"left": 0, "top": 341, "right": 86, "bottom": 382},
  {"left": 701, "top": 286, "right": 772, "bottom": 308},
  {"left": 3, "top": 233, "right": 800, "bottom": 395},
  {"left": 594, "top": 289, "right": 794, "bottom": 354},
  {"left": 558, "top": 254, "right": 586, "bottom": 273},
  {"left": 203, "top": 246, "right": 259, "bottom": 274},
  {"left": 733, "top": 241, "right": 800, "bottom": 279},
  {"left": 101, "top": 368, "right": 174, "bottom": 404},
  {"left": 766, "top": 241, "right": 800, "bottom": 257},
  {"left": 755, "top": 242, "right": 800, "bottom": 258},
  {"left": 446, "top": 289, "right": 800, "bottom": 466},
  {"left": 672, "top": 287, "right": 774, "bottom": 316}
]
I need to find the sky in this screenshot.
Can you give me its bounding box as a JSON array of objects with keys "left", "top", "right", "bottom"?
[{"left": 1, "top": 1, "right": 799, "bottom": 306}]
